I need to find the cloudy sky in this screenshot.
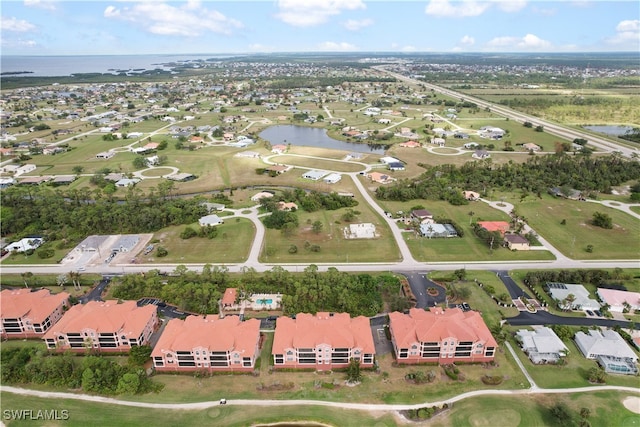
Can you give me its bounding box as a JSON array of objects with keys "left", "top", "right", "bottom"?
[{"left": 1, "top": 0, "right": 638, "bottom": 55}]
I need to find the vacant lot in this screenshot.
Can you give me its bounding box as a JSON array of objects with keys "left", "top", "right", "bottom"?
[
  {"left": 515, "top": 195, "right": 640, "bottom": 259},
  {"left": 140, "top": 218, "right": 254, "bottom": 264}
]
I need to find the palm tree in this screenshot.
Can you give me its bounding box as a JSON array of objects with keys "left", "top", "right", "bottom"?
[
  {"left": 468, "top": 211, "right": 475, "bottom": 225},
  {"left": 21, "top": 272, "right": 33, "bottom": 288}
]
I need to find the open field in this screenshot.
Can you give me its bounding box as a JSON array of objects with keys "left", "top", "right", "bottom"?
[
  {"left": 138, "top": 218, "right": 255, "bottom": 264},
  {"left": 460, "top": 87, "right": 640, "bottom": 127},
  {"left": 270, "top": 155, "right": 366, "bottom": 173},
  {"left": 260, "top": 204, "right": 401, "bottom": 264},
  {"left": 514, "top": 195, "right": 640, "bottom": 260}
]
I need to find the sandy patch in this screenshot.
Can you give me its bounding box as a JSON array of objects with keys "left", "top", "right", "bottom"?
[{"left": 623, "top": 396, "right": 640, "bottom": 414}]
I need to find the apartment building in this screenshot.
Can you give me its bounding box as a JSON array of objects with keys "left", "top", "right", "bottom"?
[
  {"left": 152, "top": 315, "right": 261, "bottom": 372},
  {"left": 272, "top": 312, "right": 375, "bottom": 371},
  {"left": 389, "top": 307, "right": 497, "bottom": 364},
  {"left": 43, "top": 300, "right": 157, "bottom": 352},
  {"left": 0, "top": 289, "right": 69, "bottom": 338}
]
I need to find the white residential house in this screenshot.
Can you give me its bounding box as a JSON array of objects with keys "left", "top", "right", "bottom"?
[
  {"left": 574, "top": 328, "right": 638, "bottom": 375},
  {"left": 302, "top": 170, "right": 327, "bottom": 181},
  {"left": 546, "top": 283, "right": 601, "bottom": 311},
  {"left": 323, "top": 173, "right": 342, "bottom": 184},
  {"left": 516, "top": 326, "right": 568, "bottom": 364}
]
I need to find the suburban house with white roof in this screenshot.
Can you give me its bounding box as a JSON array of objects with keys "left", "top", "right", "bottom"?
[
  {"left": 545, "top": 283, "right": 601, "bottom": 311},
  {"left": 516, "top": 326, "right": 568, "bottom": 364},
  {"left": 574, "top": 328, "right": 638, "bottom": 375}
]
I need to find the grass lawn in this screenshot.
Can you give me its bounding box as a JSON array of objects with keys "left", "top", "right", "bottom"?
[
  {"left": 270, "top": 155, "right": 366, "bottom": 173},
  {"left": 0, "top": 393, "right": 400, "bottom": 427},
  {"left": 432, "top": 391, "right": 640, "bottom": 427},
  {"left": 139, "top": 218, "right": 255, "bottom": 264},
  {"left": 515, "top": 195, "right": 640, "bottom": 260},
  {"left": 432, "top": 275, "right": 519, "bottom": 327}
]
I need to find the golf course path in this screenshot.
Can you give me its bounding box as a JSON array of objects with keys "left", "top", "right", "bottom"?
[{"left": 2, "top": 384, "right": 638, "bottom": 413}]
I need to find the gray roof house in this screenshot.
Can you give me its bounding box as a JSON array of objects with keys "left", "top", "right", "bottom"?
[
  {"left": 574, "top": 329, "right": 638, "bottom": 375},
  {"left": 516, "top": 326, "right": 568, "bottom": 364},
  {"left": 546, "top": 283, "right": 601, "bottom": 311},
  {"left": 198, "top": 214, "right": 224, "bottom": 227}
]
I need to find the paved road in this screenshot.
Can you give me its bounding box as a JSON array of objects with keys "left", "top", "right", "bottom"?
[
  {"left": 398, "top": 271, "right": 446, "bottom": 309},
  {"left": 507, "top": 310, "right": 638, "bottom": 328}
]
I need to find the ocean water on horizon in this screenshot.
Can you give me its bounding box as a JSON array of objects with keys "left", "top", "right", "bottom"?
[{"left": 0, "top": 54, "right": 225, "bottom": 77}]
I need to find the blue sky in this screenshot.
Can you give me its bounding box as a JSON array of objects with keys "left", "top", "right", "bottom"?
[{"left": 1, "top": 0, "right": 639, "bottom": 55}]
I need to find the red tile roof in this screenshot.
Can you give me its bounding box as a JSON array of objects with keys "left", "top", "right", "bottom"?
[
  {"left": 151, "top": 315, "right": 260, "bottom": 358},
  {"left": 222, "top": 288, "right": 237, "bottom": 306},
  {"left": 272, "top": 312, "right": 374, "bottom": 354},
  {"left": 477, "top": 221, "right": 510, "bottom": 235},
  {"left": 0, "top": 288, "right": 69, "bottom": 323},
  {"left": 389, "top": 307, "right": 497, "bottom": 349},
  {"left": 43, "top": 300, "right": 155, "bottom": 341}
]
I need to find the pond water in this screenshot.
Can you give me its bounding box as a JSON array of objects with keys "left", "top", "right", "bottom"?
[
  {"left": 582, "top": 125, "right": 633, "bottom": 136},
  {"left": 259, "top": 125, "right": 386, "bottom": 154}
]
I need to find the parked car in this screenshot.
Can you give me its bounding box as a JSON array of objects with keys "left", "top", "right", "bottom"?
[
  {"left": 586, "top": 310, "right": 594, "bottom": 316},
  {"left": 594, "top": 310, "right": 603, "bottom": 317}
]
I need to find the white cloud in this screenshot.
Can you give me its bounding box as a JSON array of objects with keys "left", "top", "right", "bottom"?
[
  {"left": 343, "top": 18, "right": 373, "bottom": 31},
  {"left": 400, "top": 45, "right": 417, "bottom": 52},
  {"left": 486, "top": 33, "right": 551, "bottom": 50},
  {"left": 1, "top": 16, "right": 36, "bottom": 32},
  {"left": 1, "top": 37, "right": 37, "bottom": 49},
  {"left": 103, "top": 2, "right": 243, "bottom": 37},
  {"left": 616, "top": 19, "right": 639, "bottom": 33},
  {"left": 275, "top": 0, "right": 366, "bottom": 27},
  {"left": 460, "top": 35, "right": 475, "bottom": 46},
  {"left": 498, "top": 0, "right": 527, "bottom": 13},
  {"left": 606, "top": 19, "right": 640, "bottom": 46},
  {"left": 317, "top": 41, "right": 357, "bottom": 51},
  {"left": 24, "top": 0, "right": 56, "bottom": 11},
  {"left": 425, "top": 0, "right": 491, "bottom": 18}
]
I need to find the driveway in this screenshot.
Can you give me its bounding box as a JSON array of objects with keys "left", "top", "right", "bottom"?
[
  {"left": 78, "top": 277, "right": 111, "bottom": 303},
  {"left": 495, "top": 270, "right": 531, "bottom": 299},
  {"left": 397, "top": 271, "right": 429, "bottom": 308}
]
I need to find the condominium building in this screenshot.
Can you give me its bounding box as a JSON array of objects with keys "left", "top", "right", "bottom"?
[
  {"left": 43, "top": 300, "right": 157, "bottom": 352},
  {"left": 389, "top": 307, "right": 497, "bottom": 364},
  {"left": 152, "top": 315, "right": 261, "bottom": 372},
  {"left": 272, "top": 312, "right": 375, "bottom": 370},
  {"left": 0, "top": 289, "right": 69, "bottom": 339}
]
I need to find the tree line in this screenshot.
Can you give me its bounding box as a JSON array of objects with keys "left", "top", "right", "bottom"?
[
  {"left": 375, "top": 154, "right": 640, "bottom": 203},
  {"left": 1, "top": 346, "right": 162, "bottom": 395},
  {"left": 111, "top": 265, "right": 401, "bottom": 317},
  {"left": 0, "top": 185, "right": 207, "bottom": 241}
]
